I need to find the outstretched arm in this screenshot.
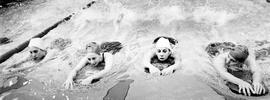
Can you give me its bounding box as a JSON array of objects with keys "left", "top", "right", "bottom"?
[
  {"left": 2, "top": 55, "right": 31, "bottom": 73},
  {"left": 63, "top": 56, "right": 88, "bottom": 89},
  {"left": 67, "top": 56, "right": 88, "bottom": 80}
]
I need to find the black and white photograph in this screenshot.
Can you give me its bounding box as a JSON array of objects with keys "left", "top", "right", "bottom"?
[{"left": 1, "top": 0, "right": 270, "bottom": 100}]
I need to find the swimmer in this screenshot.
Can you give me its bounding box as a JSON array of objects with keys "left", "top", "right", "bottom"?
[
  {"left": 63, "top": 42, "right": 122, "bottom": 89},
  {"left": 144, "top": 36, "right": 181, "bottom": 75},
  {"left": 2, "top": 38, "right": 51, "bottom": 73},
  {"left": 213, "top": 45, "right": 269, "bottom": 96}
]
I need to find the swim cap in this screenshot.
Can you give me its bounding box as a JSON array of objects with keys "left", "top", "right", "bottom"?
[
  {"left": 28, "top": 38, "right": 46, "bottom": 50},
  {"left": 229, "top": 45, "right": 249, "bottom": 63},
  {"left": 155, "top": 37, "right": 172, "bottom": 50}
]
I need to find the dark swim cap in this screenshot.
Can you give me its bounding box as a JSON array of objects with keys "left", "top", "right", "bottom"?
[{"left": 229, "top": 45, "right": 249, "bottom": 63}]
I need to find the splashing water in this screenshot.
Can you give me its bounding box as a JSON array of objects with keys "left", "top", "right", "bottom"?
[{"left": 2, "top": 0, "right": 270, "bottom": 100}]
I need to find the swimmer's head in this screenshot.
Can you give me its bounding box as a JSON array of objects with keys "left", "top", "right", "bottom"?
[
  {"left": 86, "top": 53, "right": 102, "bottom": 66},
  {"left": 153, "top": 37, "right": 173, "bottom": 61},
  {"left": 229, "top": 45, "right": 249, "bottom": 63},
  {"left": 28, "top": 38, "right": 47, "bottom": 60},
  {"left": 29, "top": 46, "right": 47, "bottom": 60},
  {"left": 85, "top": 42, "right": 100, "bottom": 54}
]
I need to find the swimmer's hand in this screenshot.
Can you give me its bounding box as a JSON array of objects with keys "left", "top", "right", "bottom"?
[
  {"left": 149, "top": 67, "right": 161, "bottom": 75},
  {"left": 80, "top": 77, "right": 94, "bottom": 85},
  {"left": 63, "top": 78, "right": 74, "bottom": 89},
  {"left": 161, "top": 68, "right": 174, "bottom": 76},
  {"left": 252, "top": 82, "right": 266, "bottom": 95},
  {"left": 238, "top": 81, "right": 254, "bottom": 96}
]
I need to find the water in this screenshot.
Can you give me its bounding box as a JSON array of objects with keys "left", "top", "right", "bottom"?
[
  {"left": 0, "top": 76, "right": 28, "bottom": 95},
  {"left": 1, "top": 0, "right": 270, "bottom": 100}
]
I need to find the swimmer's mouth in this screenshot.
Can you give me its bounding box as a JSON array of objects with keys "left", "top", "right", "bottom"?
[{"left": 159, "top": 58, "right": 165, "bottom": 60}]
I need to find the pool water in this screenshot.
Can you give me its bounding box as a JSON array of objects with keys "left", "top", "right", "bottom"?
[{"left": 2, "top": 0, "right": 270, "bottom": 100}]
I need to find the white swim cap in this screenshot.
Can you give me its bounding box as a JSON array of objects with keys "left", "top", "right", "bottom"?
[
  {"left": 155, "top": 37, "right": 172, "bottom": 50},
  {"left": 28, "top": 38, "right": 46, "bottom": 50}
]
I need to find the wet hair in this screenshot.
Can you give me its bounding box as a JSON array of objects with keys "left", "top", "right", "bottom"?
[
  {"left": 229, "top": 45, "right": 249, "bottom": 63},
  {"left": 100, "top": 41, "right": 123, "bottom": 54},
  {"left": 153, "top": 36, "right": 178, "bottom": 45}
]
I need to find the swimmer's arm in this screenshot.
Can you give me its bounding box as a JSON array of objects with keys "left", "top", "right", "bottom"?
[
  {"left": 143, "top": 50, "right": 157, "bottom": 69},
  {"left": 67, "top": 56, "right": 88, "bottom": 80},
  {"left": 13, "top": 55, "right": 31, "bottom": 66},
  {"left": 213, "top": 56, "right": 245, "bottom": 85},
  {"left": 90, "top": 53, "right": 113, "bottom": 79},
  {"left": 246, "top": 50, "right": 262, "bottom": 83},
  {"left": 2, "top": 55, "right": 31, "bottom": 72}
]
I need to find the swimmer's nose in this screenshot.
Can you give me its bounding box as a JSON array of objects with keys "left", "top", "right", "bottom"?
[
  {"left": 90, "top": 61, "right": 96, "bottom": 65},
  {"left": 90, "top": 61, "right": 94, "bottom": 64}
]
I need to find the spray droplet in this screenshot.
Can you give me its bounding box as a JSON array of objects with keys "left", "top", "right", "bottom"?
[
  {"left": 23, "top": 81, "right": 29, "bottom": 85},
  {"left": 65, "top": 96, "right": 69, "bottom": 100},
  {"left": 9, "top": 80, "right": 14, "bottom": 86}
]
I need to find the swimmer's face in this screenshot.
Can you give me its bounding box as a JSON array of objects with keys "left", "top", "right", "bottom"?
[
  {"left": 87, "top": 53, "right": 102, "bottom": 66},
  {"left": 155, "top": 47, "right": 171, "bottom": 61},
  {"left": 29, "top": 47, "right": 45, "bottom": 60}
]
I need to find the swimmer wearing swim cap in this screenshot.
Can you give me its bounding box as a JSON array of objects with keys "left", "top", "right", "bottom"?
[
  {"left": 28, "top": 38, "right": 47, "bottom": 61},
  {"left": 2, "top": 38, "right": 49, "bottom": 73},
  {"left": 143, "top": 36, "right": 181, "bottom": 76},
  {"left": 213, "top": 44, "right": 268, "bottom": 96}
]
